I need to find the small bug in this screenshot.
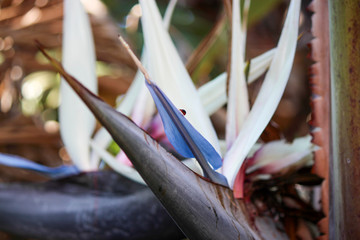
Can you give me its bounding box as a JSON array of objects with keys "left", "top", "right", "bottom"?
[{"left": 179, "top": 109, "right": 186, "bottom": 116}]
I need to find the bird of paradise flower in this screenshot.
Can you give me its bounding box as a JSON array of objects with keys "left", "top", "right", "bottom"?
[
  {"left": 88, "top": 0, "right": 313, "bottom": 199},
  {"left": 14, "top": 0, "right": 325, "bottom": 238},
  {"left": 0, "top": 0, "right": 314, "bottom": 200}
]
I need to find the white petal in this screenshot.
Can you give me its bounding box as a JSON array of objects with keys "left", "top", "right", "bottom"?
[
  {"left": 139, "top": 0, "right": 221, "bottom": 154},
  {"left": 163, "top": 0, "right": 177, "bottom": 30},
  {"left": 225, "top": 0, "right": 250, "bottom": 148},
  {"left": 117, "top": 55, "right": 149, "bottom": 116},
  {"left": 61, "top": 0, "right": 97, "bottom": 171},
  {"left": 241, "top": 0, "right": 251, "bottom": 53},
  {"left": 198, "top": 73, "right": 227, "bottom": 115},
  {"left": 246, "top": 135, "right": 314, "bottom": 174},
  {"left": 198, "top": 48, "right": 275, "bottom": 115},
  {"left": 90, "top": 141, "right": 202, "bottom": 185},
  {"left": 182, "top": 158, "right": 203, "bottom": 175},
  {"left": 90, "top": 50, "right": 153, "bottom": 168},
  {"left": 248, "top": 48, "right": 276, "bottom": 83},
  {"left": 90, "top": 0, "right": 177, "bottom": 168},
  {"left": 223, "top": 0, "right": 301, "bottom": 188},
  {"left": 90, "top": 141, "right": 146, "bottom": 184}
]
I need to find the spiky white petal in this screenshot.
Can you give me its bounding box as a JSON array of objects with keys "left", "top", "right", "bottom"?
[
  {"left": 61, "top": 0, "right": 97, "bottom": 170},
  {"left": 139, "top": 0, "right": 221, "bottom": 155},
  {"left": 223, "top": 0, "right": 301, "bottom": 188}
]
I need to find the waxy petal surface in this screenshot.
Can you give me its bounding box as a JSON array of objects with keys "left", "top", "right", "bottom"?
[
  {"left": 61, "top": 0, "right": 97, "bottom": 170},
  {"left": 139, "top": 0, "right": 221, "bottom": 156},
  {"left": 226, "top": 0, "right": 250, "bottom": 148},
  {"left": 223, "top": 0, "right": 301, "bottom": 188},
  {"left": 246, "top": 135, "right": 315, "bottom": 175},
  {"left": 90, "top": 0, "right": 177, "bottom": 168},
  {"left": 198, "top": 48, "right": 276, "bottom": 115}
]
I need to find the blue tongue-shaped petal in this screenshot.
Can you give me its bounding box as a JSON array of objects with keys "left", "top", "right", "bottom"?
[
  {"left": 145, "top": 80, "right": 228, "bottom": 187},
  {"left": 0, "top": 153, "right": 79, "bottom": 178}
]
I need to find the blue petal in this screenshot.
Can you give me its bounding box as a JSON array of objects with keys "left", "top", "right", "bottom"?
[
  {"left": 146, "top": 80, "right": 227, "bottom": 186},
  {"left": 0, "top": 153, "right": 79, "bottom": 178}
]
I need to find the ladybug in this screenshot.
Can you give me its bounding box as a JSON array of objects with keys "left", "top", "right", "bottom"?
[{"left": 179, "top": 109, "right": 186, "bottom": 116}]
